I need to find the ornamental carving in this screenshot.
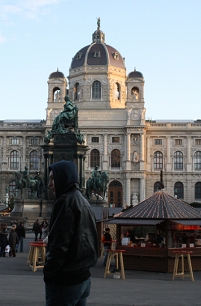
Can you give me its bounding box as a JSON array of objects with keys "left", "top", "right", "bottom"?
[
  {"left": 108, "top": 146, "right": 124, "bottom": 154},
  {"left": 50, "top": 109, "right": 63, "bottom": 120},
  {"left": 128, "top": 109, "right": 142, "bottom": 120},
  {"left": 86, "top": 78, "right": 93, "bottom": 85}
]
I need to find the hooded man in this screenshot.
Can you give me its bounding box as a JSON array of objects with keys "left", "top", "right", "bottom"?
[{"left": 43, "top": 160, "right": 98, "bottom": 306}]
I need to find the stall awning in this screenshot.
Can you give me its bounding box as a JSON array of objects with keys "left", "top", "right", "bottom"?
[
  {"left": 172, "top": 220, "right": 201, "bottom": 226},
  {"left": 106, "top": 219, "right": 164, "bottom": 225}
]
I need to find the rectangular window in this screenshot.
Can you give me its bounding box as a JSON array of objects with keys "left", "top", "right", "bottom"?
[
  {"left": 155, "top": 139, "right": 162, "bottom": 145},
  {"left": 195, "top": 139, "right": 201, "bottom": 145},
  {"left": 30, "top": 138, "right": 39, "bottom": 145},
  {"left": 112, "top": 137, "right": 120, "bottom": 143},
  {"left": 175, "top": 139, "right": 182, "bottom": 145},
  {"left": 10, "top": 138, "right": 19, "bottom": 145},
  {"left": 91, "top": 137, "right": 99, "bottom": 143}
]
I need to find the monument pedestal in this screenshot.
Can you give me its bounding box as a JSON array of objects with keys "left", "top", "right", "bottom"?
[
  {"left": 89, "top": 199, "right": 109, "bottom": 207},
  {"left": 11, "top": 199, "right": 24, "bottom": 217}
]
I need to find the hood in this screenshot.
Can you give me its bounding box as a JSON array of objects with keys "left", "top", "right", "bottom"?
[{"left": 49, "top": 160, "right": 79, "bottom": 199}]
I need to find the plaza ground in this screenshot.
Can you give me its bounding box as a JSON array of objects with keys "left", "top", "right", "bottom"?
[{"left": 0, "top": 233, "right": 201, "bottom": 306}]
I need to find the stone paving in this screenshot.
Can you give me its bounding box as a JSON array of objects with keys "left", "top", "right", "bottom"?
[{"left": 0, "top": 233, "right": 201, "bottom": 305}]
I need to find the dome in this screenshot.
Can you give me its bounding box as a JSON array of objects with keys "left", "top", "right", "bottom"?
[
  {"left": 70, "top": 19, "right": 125, "bottom": 70},
  {"left": 128, "top": 69, "right": 143, "bottom": 78},
  {"left": 49, "top": 70, "right": 65, "bottom": 79}
]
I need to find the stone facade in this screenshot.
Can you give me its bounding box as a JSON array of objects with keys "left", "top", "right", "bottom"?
[{"left": 0, "top": 22, "right": 201, "bottom": 208}]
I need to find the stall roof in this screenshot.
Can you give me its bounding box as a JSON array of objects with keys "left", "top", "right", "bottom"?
[
  {"left": 0, "top": 205, "right": 8, "bottom": 212},
  {"left": 115, "top": 191, "right": 201, "bottom": 220},
  {"left": 172, "top": 220, "right": 201, "bottom": 226},
  {"left": 107, "top": 219, "right": 164, "bottom": 225}
]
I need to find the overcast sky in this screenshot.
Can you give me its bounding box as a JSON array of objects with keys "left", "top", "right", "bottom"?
[{"left": 0, "top": 0, "right": 201, "bottom": 120}]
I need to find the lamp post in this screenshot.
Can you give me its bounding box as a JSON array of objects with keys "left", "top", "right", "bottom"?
[{"left": 5, "top": 187, "right": 9, "bottom": 206}]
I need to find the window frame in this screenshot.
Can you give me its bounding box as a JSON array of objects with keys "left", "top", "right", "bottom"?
[
  {"left": 174, "top": 151, "right": 183, "bottom": 170},
  {"left": 155, "top": 139, "right": 162, "bottom": 145},
  {"left": 92, "top": 81, "right": 101, "bottom": 99},
  {"left": 174, "top": 182, "right": 184, "bottom": 199},
  {"left": 154, "top": 151, "right": 163, "bottom": 170},
  {"left": 91, "top": 137, "right": 99, "bottom": 143},
  {"left": 10, "top": 150, "right": 20, "bottom": 169},
  {"left": 90, "top": 149, "right": 100, "bottom": 168},
  {"left": 111, "top": 149, "right": 120, "bottom": 168},
  {"left": 195, "top": 182, "right": 201, "bottom": 199},
  {"left": 194, "top": 151, "right": 201, "bottom": 170},
  {"left": 29, "top": 150, "right": 39, "bottom": 170}
]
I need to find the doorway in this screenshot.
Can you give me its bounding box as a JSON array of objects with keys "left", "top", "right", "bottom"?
[{"left": 108, "top": 180, "right": 122, "bottom": 207}]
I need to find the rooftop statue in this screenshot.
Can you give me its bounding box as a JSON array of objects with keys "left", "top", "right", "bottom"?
[
  {"left": 86, "top": 166, "right": 109, "bottom": 200},
  {"left": 44, "top": 95, "right": 84, "bottom": 144}
]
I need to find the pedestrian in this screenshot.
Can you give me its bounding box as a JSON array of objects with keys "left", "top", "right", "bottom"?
[
  {"left": 39, "top": 222, "right": 43, "bottom": 240},
  {"left": 9, "top": 225, "right": 19, "bottom": 257},
  {"left": 15, "top": 222, "right": 26, "bottom": 252},
  {"left": 32, "top": 219, "right": 40, "bottom": 241},
  {"left": 0, "top": 225, "right": 8, "bottom": 257},
  {"left": 102, "top": 227, "right": 112, "bottom": 266},
  {"left": 42, "top": 223, "right": 49, "bottom": 240},
  {"left": 43, "top": 160, "right": 98, "bottom": 306}
]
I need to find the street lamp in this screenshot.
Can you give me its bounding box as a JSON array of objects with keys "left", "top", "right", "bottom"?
[{"left": 5, "top": 187, "right": 9, "bottom": 206}]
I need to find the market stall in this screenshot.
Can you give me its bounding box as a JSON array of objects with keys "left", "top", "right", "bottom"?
[{"left": 107, "top": 191, "right": 201, "bottom": 272}]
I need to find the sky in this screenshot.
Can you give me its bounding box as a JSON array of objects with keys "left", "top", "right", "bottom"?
[{"left": 0, "top": 0, "right": 201, "bottom": 120}]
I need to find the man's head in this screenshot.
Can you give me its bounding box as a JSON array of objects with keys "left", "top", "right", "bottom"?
[
  {"left": 48, "top": 160, "right": 79, "bottom": 198},
  {"left": 105, "top": 227, "right": 110, "bottom": 232}
]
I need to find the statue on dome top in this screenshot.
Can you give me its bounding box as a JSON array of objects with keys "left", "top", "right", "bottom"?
[{"left": 97, "top": 17, "right": 100, "bottom": 29}]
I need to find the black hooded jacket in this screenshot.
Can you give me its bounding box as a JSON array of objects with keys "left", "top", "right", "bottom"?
[{"left": 43, "top": 160, "right": 98, "bottom": 285}]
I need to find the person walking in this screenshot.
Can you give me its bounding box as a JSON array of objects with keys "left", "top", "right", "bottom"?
[
  {"left": 9, "top": 225, "right": 19, "bottom": 257},
  {"left": 0, "top": 225, "right": 8, "bottom": 257},
  {"left": 42, "top": 223, "right": 49, "bottom": 240},
  {"left": 32, "top": 219, "right": 40, "bottom": 241},
  {"left": 43, "top": 160, "right": 98, "bottom": 306},
  {"left": 102, "top": 228, "right": 112, "bottom": 266},
  {"left": 15, "top": 222, "right": 26, "bottom": 252}
]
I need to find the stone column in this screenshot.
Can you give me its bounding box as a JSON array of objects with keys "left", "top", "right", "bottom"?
[
  {"left": 2, "top": 136, "right": 7, "bottom": 171},
  {"left": 103, "top": 134, "right": 108, "bottom": 170},
  {"left": 140, "top": 134, "right": 145, "bottom": 170},
  {"left": 187, "top": 137, "right": 191, "bottom": 172},
  {"left": 166, "top": 136, "right": 171, "bottom": 171},
  {"left": 22, "top": 136, "right": 26, "bottom": 169},
  {"left": 186, "top": 179, "right": 192, "bottom": 203},
  {"left": 140, "top": 178, "right": 145, "bottom": 201},
  {"left": 126, "top": 178, "right": 131, "bottom": 206},
  {"left": 126, "top": 133, "right": 131, "bottom": 170},
  {"left": 146, "top": 137, "right": 151, "bottom": 171}
]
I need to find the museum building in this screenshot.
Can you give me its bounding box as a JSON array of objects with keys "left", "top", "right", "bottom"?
[{"left": 0, "top": 21, "right": 201, "bottom": 207}]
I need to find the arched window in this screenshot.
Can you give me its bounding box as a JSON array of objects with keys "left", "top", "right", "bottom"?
[
  {"left": 111, "top": 149, "right": 120, "bottom": 168},
  {"left": 154, "top": 151, "right": 163, "bottom": 169},
  {"left": 92, "top": 81, "right": 101, "bottom": 99},
  {"left": 194, "top": 151, "right": 201, "bottom": 170},
  {"left": 154, "top": 181, "right": 161, "bottom": 192},
  {"left": 131, "top": 87, "right": 139, "bottom": 100},
  {"left": 9, "top": 180, "right": 18, "bottom": 197},
  {"left": 174, "top": 182, "right": 184, "bottom": 199},
  {"left": 195, "top": 182, "right": 201, "bottom": 199},
  {"left": 90, "top": 149, "right": 100, "bottom": 168},
  {"left": 115, "top": 83, "right": 120, "bottom": 100},
  {"left": 30, "top": 150, "right": 39, "bottom": 170},
  {"left": 53, "top": 87, "right": 60, "bottom": 102},
  {"left": 174, "top": 151, "right": 183, "bottom": 170},
  {"left": 74, "top": 82, "right": 80, "bottom": 100},
  {"left": 10, "top": 150, "right": 19, "bottom": 169}
]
